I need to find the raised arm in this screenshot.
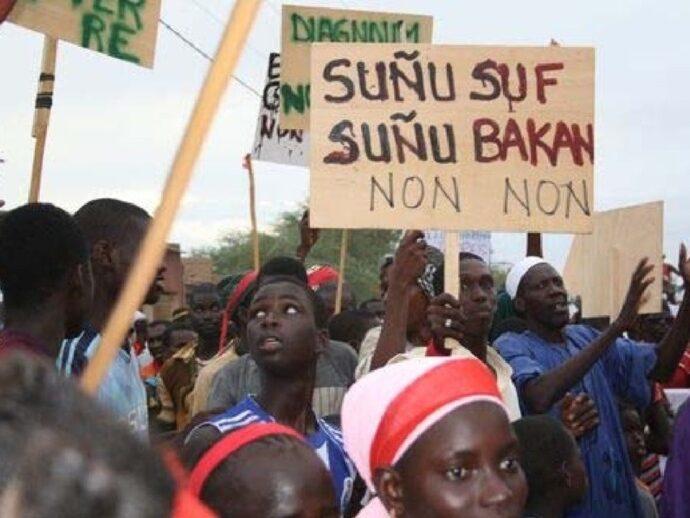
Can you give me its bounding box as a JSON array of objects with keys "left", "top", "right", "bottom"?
[
  {"left": 522, "top": 259, "right": 654, "bottom": 413},
  {"left": 295, "top": 210, "right": 320, "bottom": 263},
  {"left": 370, "top": 230, "right": 427, "bottom": 370},
  {"left": 650, "top": 244, "right": 690, "bottom": 381}
]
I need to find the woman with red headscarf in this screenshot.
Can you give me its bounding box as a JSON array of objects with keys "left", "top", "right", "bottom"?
[{"left": 342, "top": 357, "right": 528, "bottom": 517}]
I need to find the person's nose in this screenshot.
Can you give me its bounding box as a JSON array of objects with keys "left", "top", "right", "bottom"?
[
  {"left": 261, "top": 310, "right": 279, "bottom": 328},
  {"left": 479, "top": 470, "right": 513, "bottom": 509}
]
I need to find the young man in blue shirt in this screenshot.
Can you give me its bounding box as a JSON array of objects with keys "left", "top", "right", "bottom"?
[{"left": 184, "top": 268, "right": 355, "bottom": 514}]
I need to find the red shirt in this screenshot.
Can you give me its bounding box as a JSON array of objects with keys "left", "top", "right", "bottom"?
[
  {"left": 0, "top": 329, "right": 52, "bottom": 359},
  {"left": 664, "top": 346, "right": 690, "bottom": 388}
]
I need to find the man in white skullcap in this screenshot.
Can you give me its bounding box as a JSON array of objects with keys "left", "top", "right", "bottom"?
[{"left": 496, "top": 249, "right": 690, "bottom": 518}]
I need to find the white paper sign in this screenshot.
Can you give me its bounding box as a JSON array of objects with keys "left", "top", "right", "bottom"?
[
  {"left": 424, "top": 230, "right": 492, "bottom": 264},
  {"left": 251, "top": 52, "right": 309, "bottom": 167}
]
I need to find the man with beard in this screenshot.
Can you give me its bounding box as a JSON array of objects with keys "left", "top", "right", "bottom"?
[
  {"left": 58, "top": 199, "right": 165, "bottom": 437},
  {"left": 496, "top": 249, "right": 690, "bottom": 518}
]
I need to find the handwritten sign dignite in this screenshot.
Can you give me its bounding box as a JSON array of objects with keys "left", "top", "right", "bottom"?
[
  {"left": 280, "top": 5, "right": 433, "bottom": 131},
  {"left": 8, "top": 0, "right": 161, "bottom": 67},
  {"left": 309, "top": 44, "right": 595, "bottom": 233},
  {"left": 252, "top": 52, "right": 309, "bottom": 167}
]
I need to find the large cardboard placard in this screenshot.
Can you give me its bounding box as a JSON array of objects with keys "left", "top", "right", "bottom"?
[
  {"left": 310, "top": 44, "right": 595, "bottom": 233},
  {"left": 563, "top": 201, "right": 663, "bottom": 318},
  {"left": 8, "top": 0, "right": 161, "bottom": 67},
  {"left": 251, "top": 52, "right": 309, "bottom": 167},
  {"left": 280, "top": 5, "right": 433, "bottom": 130}
]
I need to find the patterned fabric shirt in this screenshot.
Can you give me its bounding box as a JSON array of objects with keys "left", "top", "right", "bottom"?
[{"left": 192, "top": 395, "right": 356, "bottom": 514}]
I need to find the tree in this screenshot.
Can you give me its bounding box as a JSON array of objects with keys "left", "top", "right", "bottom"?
[{"left": 194, "top": 207, "right": 400, "bottom": 303}]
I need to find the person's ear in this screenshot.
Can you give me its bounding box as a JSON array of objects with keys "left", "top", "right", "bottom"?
[
  {"left": 374, "top": 468, "right": 405, "bottom": 517},
  {"left": 315, "top": 329, "right": 328, "bottom": 355},
  {"left": 91, "top": 240, "right": 115, "bottom": 271}
]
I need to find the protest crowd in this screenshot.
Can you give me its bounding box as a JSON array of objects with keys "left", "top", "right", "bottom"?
[
  {"left": 2, "top": 1, "right": 690, "bottom": 517},
  {"left": 0, "top": 200, "right": 688, "bottom": 518}
]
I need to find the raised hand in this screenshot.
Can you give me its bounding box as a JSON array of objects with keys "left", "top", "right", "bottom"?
[
  {"left": 613, "top": 258, "right": 655, "bottom": 333},
  {"left": 388, "top": 230, "right": 427, "bottom": 295},
  {"left": 296, "top": 210, "right": 320, "bottom": 261}
]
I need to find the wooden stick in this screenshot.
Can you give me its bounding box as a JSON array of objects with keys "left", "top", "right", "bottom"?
[
  {"left": 28, "top": 36, "right": 58, "bottom": 203},
  {"left": 444, "top": 232, "right": 461, "bottom": 350},
  {"left": 335, "top": 229, "right": 350, "bottom": 315},
  {"left": 81, "top": 0, "right": 261, "bottom": 395},
  {"left": 244, "top": 153, "right": 260, "bottom": 271}
]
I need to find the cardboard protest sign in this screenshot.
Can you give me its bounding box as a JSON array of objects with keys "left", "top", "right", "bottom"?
[
  {"left": 280, "top": 5, "right": 433, "bottom": 130},
  {"left": 424, "top": 230, "right": 492, "bottom": 264},
  {"left": 563, "top": 201, "right": 663, "bottom": 318},
  {"left": 310, "top": 44, "right": 595, "bottom": 233},
  {"left": 8, "top": 0, "right": 161, "bottom": 67},
  {"left": 251, "top": 52, "right": 309, "bottom": 167}
]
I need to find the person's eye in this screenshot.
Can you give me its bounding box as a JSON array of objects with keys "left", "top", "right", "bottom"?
[
  {"left": 445, "top": 466, "right": 471, "bottom": 481},
  {"left": 499, "top": 457, "right": 521, "bottom": 473},
  {"left": 285, "top": 305, "right": 299, "bottom": 315},
  {"left": 252, "top": 309, "right": 267, "bottom": 320}
]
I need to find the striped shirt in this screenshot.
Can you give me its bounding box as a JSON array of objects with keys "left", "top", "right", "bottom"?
[{"left": 194, "top": 395, "right": 355, "bottom": 513}]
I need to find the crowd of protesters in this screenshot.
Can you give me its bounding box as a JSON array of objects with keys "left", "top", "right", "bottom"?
[{"left": 0, "top": 199, "right": 689, "bottom": 518}]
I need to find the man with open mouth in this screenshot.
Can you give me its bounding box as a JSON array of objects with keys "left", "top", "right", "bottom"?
[
  {"left": 496, "top": 248, "right": 690, "bottom": 518},
  {"left": 183, "top": 267, "right": 356, "bottom": 515}
]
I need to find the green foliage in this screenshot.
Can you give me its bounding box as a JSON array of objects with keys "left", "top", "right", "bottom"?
[{"left": 193, "top": 207, "right": 400, "bottom": 302}]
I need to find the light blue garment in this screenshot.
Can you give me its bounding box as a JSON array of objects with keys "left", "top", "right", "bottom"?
[
  {"left": 496, "top": 325, "right": 656, "bottom": 518},
  {"left": 58, "top": 329, "right": 148, "bottom": 438}
]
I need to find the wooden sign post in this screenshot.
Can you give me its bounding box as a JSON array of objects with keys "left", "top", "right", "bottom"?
[
  {"left": 334, "top": 229, "right": 350, "bottom": 315},
  {"left": 7, "top": 0, "right": 164, "bottom": 201},
  {"left": 81, "top": 0, "right": 261, "bottom": 394},
  {"left": 243, "top": 153, "right": 261, "bottom": 272},
  {"left": 28, "top": 35, "right": 57, "bottom": 203}
]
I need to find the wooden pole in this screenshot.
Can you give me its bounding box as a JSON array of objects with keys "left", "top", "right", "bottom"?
[
  {"left": 80, "top": 0, "right": 261, "bottom": 395},
  {"left": 28, "top": 36, "right": 57, "bottom": 203},
  {"left": 444, "top": 232, "right": 461, "bottom": 350},
  {"left": 335, "top": 229, "right": 350, "bottom": 315},
  {"left": 244, "top": 153, "right": 260, "bottom": 271}
]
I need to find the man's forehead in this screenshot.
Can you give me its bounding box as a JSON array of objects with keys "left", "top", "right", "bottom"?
[
  {"left": 459, "top": 258, "right": 491, "bottom": 277},
  {"left": 254, "top": 281, "right": 309, "bottom": 302},
  {"left": 524, "top": 262, "right": 561, "bottom": 282}
]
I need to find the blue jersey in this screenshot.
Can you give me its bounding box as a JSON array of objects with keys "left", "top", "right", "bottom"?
[{"left": 198, "top": 395, "right": 355, "bottom": 513}]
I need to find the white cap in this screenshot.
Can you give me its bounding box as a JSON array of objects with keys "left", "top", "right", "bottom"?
[{"left": 505, "top": 257, "right": 549, "bottom": 299}]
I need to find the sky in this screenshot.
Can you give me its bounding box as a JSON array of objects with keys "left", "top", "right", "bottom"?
[{"left": 1, "top": 0, "right": 689, "bottom": 271}]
